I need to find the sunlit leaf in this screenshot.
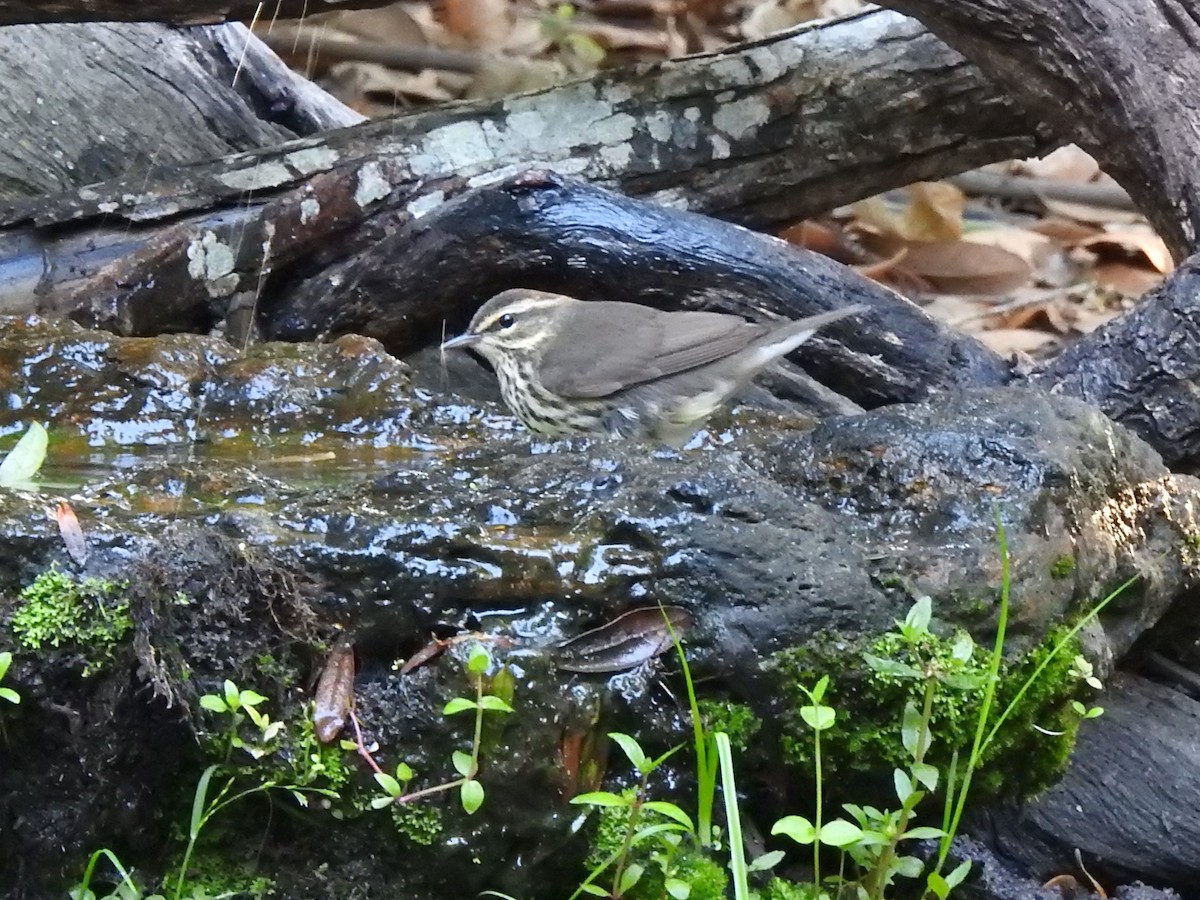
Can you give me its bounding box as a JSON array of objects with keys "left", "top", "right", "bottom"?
[
  {"left": 0, "top": 422, "right": 47, "bottom": 487},
  {"left": 817, "top": 818, "right": 865, "bottom": 848},
  {"left": 374, "top": 772, "right": 402, "bottom": 797},
  {"left": 443, "top": 697, "right": 477, "bottom": 716},
  {"left": 609, "top": 732, "right": 650, "bottom": 774},
  {"left": 199, "top": 695, "right": 228, "bottom": 714},
  {"left": 570, "top": 791, "right": 628, "bottom": 808},
  {"left": 771, "top": 815, "right": 816, "bottom": 845},
  {"left": 643, "top": 801, "right": 694, "bottom": 831},
  {"left": 461, "top": 779, "right": 484, "bottom": 814},
  {"left": 800, "top": 704, "right": 835, "bottom": 731},
  {"left": 452, "top": 750, "right": 475, "bottom": 778}
]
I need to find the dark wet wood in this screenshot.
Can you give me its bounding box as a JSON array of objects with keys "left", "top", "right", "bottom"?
[
  {"left": 268, "top": 171, "right": 1012, "bottom": 409},
  {"left": 977, "top": 673, "right": 1200, "bottom": 885},
  {"left": 0, "top": 0, "right": 396, "bottom": 24}
]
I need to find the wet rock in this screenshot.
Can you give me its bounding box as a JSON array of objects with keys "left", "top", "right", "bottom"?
[
  {"left": 0, "top": 319, "right": 1198, "bottom": 897},
  {"left": 977, "top": 673, "right": 1200, "bottom": 889}
]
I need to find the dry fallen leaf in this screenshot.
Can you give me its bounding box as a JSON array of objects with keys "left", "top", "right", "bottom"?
[
  {"left": 1090, "top": 261, "right": 1164, "bottom": 297},
  {"left": 853, "top": 182, "right": 965, "bottom": 247},
  {"left": 443, "top": 0, "right": 513, "bottom": 49},
  {"left": 1077, "top": 226, "right": 1173, "bottom": 273},
  {"left": 554, "top": 606, "right": 693, "bottom": 673},
  {"left": 975, "top": 328, "right": 1060, "bottom": 356},
  {"left": 55, "top": 501, "right": 88, "bottom": 565},
  {"left": 896, "top": 240, "right": 1031, "bottom": 295},
  {"left": 1015, "top": 145, "right": 1101, "bottom": 183}
]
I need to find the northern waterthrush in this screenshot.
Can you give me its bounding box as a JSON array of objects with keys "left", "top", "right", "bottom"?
[{"left": 442, "top": 289, "right": 864, "bottom": 444}]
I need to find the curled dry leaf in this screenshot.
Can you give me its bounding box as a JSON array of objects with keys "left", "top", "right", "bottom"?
[
  {"left": 1015, "top": 145, "right": 1101, "bottom": 183},
  {"left": 55, "top": 501, "right": 88, "bottom": 565},
  {"left": 895, "top": 240, "right": 1031, "bottom": 296},
  {"left": 1076, "top": 226, "right": 1173, "bottom": 273},
  {"left": 443, "top": 0, "right": 513, "bottom": 50},
  {"left": 313, "top": 640, "right": 355, "bottom": 744},
  {"left": 554, "top": 605, "right": 693, "bottom": 673},
  {"left": 852, "top": 182, "right": 965, "bottom": 249}
]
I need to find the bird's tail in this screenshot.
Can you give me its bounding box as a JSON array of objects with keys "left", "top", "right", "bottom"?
[{"left": 744, "top": 303, "right": 867, "bottom": 371}]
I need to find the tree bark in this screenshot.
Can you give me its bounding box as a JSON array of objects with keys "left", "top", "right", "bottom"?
[
  {"left": 880, "top": 0, "right": 1200, "bottom": 261},
  {"left": 0, "top": 23, "right": 361, "bottom": 200},
  {"left": 0, "top": 11, "right": 1047, "bottom": 334},
  {"left": 0, "top": 0, "right": 396, "bottom": 25}
]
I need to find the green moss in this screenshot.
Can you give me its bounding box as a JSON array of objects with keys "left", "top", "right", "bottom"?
[
  {"left": 771, "top": 624, "right": 1085, "bottom": 801},
  {"left": 698, "top": 699, "right": 762, "bottom": 751},
  {"left": 1050, "top": 555, "right": 1076, "bottom": 579},
  {"left": 391, "top": 802, "right": 443, "bottom": 845},
  {"left": 584, "top": 792, "right": 726, "bottom": 900},
  {"left": 165, "top": 844, "right": 275, "bottom": 898},
  {"left": 10, "top": 566, "right": 131, "bottom": 675},
  {"left": 753, "top": 877, "right": 822, "bottom": 900}
]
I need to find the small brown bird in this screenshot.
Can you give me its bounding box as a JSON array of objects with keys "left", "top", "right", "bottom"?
[{"left": 442, "top": 289, "right": 864, "bottom": 445}]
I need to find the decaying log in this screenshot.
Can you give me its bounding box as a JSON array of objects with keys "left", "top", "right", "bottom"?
[
  {"left": 270, "top": 170, "right": 1010, "bottom": 409},
  {"left": 881, "top": 0, "right": 1200, "bottom": 262},
  {"left": 1029, "top": 256, "right": 1200, "bottom": 468},
  {"left": 0, "top": 12, "right": 1046, "bottom": 333},
  {"left": 0, "top": 0, "right": 395, "bottom": 25},
  {"left": 0, "top": 23, "right": 361, "bottom": 200}
]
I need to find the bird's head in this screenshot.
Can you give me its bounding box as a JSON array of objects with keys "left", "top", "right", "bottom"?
[{"left": 441, "top": 289, "right": 576, "bottom": 364}]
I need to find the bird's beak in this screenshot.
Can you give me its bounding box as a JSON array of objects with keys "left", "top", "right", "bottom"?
[{"left": 441, "top": 332, "right": 480, "bottom": 351}]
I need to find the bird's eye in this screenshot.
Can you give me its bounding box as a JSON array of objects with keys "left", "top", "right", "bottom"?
[{"left": 498, "top": 313, "right": 515, "bottom": 329}]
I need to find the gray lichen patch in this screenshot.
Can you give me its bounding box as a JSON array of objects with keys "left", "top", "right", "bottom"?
[
  {"left": 354, "top": 161, "right": 392, "bottom": 208},
  {"left": 185, "top": 230, "right": 239, "bottom": 297}
]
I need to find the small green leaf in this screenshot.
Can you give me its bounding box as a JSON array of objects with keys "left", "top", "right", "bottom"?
[
  {"left": 223, "top": 679, "right": 240, "bottom": 710},
  {"left": 0, "top": 422, "right": 47, "bottom": 487},
  {"left": 800, "top": 704, "right": 835, "bottom": 731},
  {"left": 817, "top": 818, "right": 864, "bottom": 848},
  {"left": 894, "top": 768, "right": 917, "bottom": 804},
  {"left": 904, "top": 596, "right": 932, "bottom": 633},
  {"left": 945, "top": 859, "right": 971, "bottom": 888},
  {"left": 244, "top": 705, "right": 267, "bottom": 729},
  {"left": 911, "top": 761, "right": 939, "bottom": 791},
  {"left": 894, "top": 855, "right": 924, "bottom": 878},
  {"left": 369, "top": 796, "right": 395, "bottom": 810},
  {"left": 0, "top": 651, "right": 11, "bottom": 680},
  {"left": 467, "top": 644, "right": 491, "bottom": 674},
  {"left": 810, "top": 675, "right": 829, "bottom": 703},
  {"left": 239, "top": 689, "right": 268, "bottom": 708},
  {"left": 942, "top": 672, "right": 988, "bottom": 691},
  {"left": 570, "top": 791, "right": 629, "bottom": 807},
  {"left": 291, "top": 790, "right": 309, "bottom": 808},
  {"left": 396, "top": 762, "right": 414, "bottom": 783},
  {"left": 579, "top": 885, "right": 609, "bottom": 897},
  {"left": 443, "top": 697, "right": 477, "bottom": 716},
  {"left": 199, "top": 694, "right": 228, "bottom": 714},
  {"left": 1085, "top": 706, "right": 1104, "bottom": 719},
  {"left": 339, "top": 739, "right": 357, "bottom": 751},
  {"left": 478, "top": 695, "right": 514, "bottom": 713},
  {"left": 863, "top": 654, "right": 923, "bottom": 679},
  {"left": 618, "top": 863, "right": 644, "bottom": 895},
  {"left": 642, "top": 801, "right": 694, "bottom": 831},
  {"left": 771, "top": 815, "right": 816, "bottom": 845},
  {"left": 665, "top": 877, "right": 691, "bottom": 899},
  {"left": 461, "top": 779, "right": 485, "bottom": 814},
  {"left": 748, "top": 850, "right": 785, "bottom": 872},
  {"left": 0, "top": 686, "right": 18, "bottom": 704},
  {"left": 927, "top": 873, "right": 950, "bottom": 900},
  {"left": 374, "top": 772, "right": 402, "bottom": 797},
  {"left": 950, "top": 632, "right": 975, "bottom": 662},
  {"left": 901, "top": 701, "right": 922, "bottom": 758},
  {"left": 609, "top": 732, "right": 650, "bottom": 774},
  {"left": 903, "top": 826, "right": 946, "bottom": 841},
  {"left": 452, "top": 750, "right": 475, "bottom": 778}
]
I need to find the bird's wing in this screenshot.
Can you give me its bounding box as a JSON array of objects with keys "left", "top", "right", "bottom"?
[{"left": 538, "top": 302, "right": 766, "bottom": 399}]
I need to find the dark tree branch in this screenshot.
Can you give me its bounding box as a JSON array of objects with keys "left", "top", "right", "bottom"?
[
  {"left": 0, "top": 0, "right": 399, "bottom": 25},
  {"left": 880, "top": 0, "right": 1200, "bottom": 261}
]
